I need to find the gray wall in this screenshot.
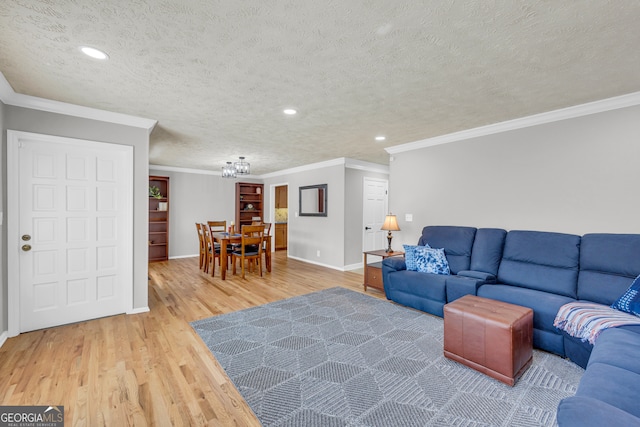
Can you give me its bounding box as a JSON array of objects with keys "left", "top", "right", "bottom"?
[
  {"left": 262, "top": 163, "right": 389, "bottom": 269},
  {"left": 263, "top": 164, "right": 346, "bottom": 269},
  {"left": 148, "top": 169, "right": 237, "bottom": 258},
  {"left": 3, "top": 105, "right": 151, "bottom": 316},
  {"left": 389, "top": 104, "right": 640, "bottom": 246}
]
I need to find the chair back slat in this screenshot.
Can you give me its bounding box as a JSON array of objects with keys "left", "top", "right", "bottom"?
[{"left": 208, "top": 220, "right": 226, "bottom": 233}]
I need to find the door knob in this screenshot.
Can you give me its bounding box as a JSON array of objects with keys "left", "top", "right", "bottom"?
[
  {"left": 22, "top": 234, "right": 31, "bottom": 241},
  {"left": 22, "top": 244, "right": 32, "bottom": 252},
  {"left": 365, "top": 227, "right": 371, "bottom": 230}
]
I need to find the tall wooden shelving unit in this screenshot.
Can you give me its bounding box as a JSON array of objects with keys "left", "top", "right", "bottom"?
[
  {"left": 235, "top": 182, "right": 264, "bottom": 230},
  {"left": 149, "top": 176, "right": 170, "bottom": 262}
]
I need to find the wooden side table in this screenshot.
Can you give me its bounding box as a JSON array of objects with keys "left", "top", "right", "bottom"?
[{"left": 363, "top": 249, "right": 404, "bottom": 292}]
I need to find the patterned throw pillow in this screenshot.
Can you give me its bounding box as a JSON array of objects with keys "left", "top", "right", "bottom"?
[
  {"left": 403, "top": 244, "right": 431, "bottom": 271},
  {"left": 414, "top": 247, "right": 450, "bottom": 275},
  {"left": 611, "top": 274, "right": 640, "bottom": 316}
]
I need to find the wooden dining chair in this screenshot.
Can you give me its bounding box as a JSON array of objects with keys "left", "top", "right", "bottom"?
[
  {"left": 195, "top": 223, "right": 206, "bottom": 270},
  {"left": 207, "top": 220, "right": 226, "bottom": 233},
  {"left": 202, "top": 223, "right": 221, "bottom": 276},
  {"left": 208, "top": 220, "right": 232, "bottom": 268},
  {"left": 255, "top": 222, "right": 272, "bottom": 272},
  {"left": 231, "top": 224, "right": 264, "bottom": 279}
]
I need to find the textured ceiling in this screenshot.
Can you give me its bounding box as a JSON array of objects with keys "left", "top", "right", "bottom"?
[{"left": 2, "top": 1, "right": 640, "bottom": 175}]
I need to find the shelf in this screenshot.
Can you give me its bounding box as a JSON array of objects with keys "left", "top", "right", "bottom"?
[
  {"left": 236, "top": 182, "right": 264, "bottom": 228},
  {"left": 149, "top": 175, "right": 169, "bottom": 262}
]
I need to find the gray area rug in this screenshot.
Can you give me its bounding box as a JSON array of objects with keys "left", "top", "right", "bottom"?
[{"left": 191, "top": 287, "right": 584, "bottom": 426}]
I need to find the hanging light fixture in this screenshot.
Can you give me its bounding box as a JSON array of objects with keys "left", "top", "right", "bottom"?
[
  {"left": 234, "top": 156, "right": 250, "bottom": 175},
  {"left": 221, "top": 161, "right": 237, "bottom": 178}
]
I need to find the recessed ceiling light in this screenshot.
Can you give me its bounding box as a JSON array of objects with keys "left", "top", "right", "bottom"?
[
  {"left": 80, "top": 46, "right": 109, "bottom": 60},
  {"left": 375, "top": 136, "right": 386, "bottom": 141},
  {"left": 283, "top": 109, "right": 297, "bottom": 115}
]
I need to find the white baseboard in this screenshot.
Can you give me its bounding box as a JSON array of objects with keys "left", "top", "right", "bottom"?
[
  {"left": 287, "top": 255, "right": 364, "bottom": 272},
  {"left": 0, "top": 330, "right": 7, "bottom": 348},
  {"left": 343, "top": 262, "right": 364, "bottom": 271},
  {"left": 128, "top": 306, "right": 150, "bottom": 315},
  {"left": 169, "top": 254, "right": 198, "bottom": 259}
]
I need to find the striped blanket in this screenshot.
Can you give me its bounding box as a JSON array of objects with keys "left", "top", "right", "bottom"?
[{"left": 554, "top": 302, "right": 640, "bottom": 345}]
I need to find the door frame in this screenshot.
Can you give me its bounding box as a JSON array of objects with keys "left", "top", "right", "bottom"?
[
  {"left": 7, "top": 130, "right": 134, "bottom": 337},
  {"left": 269, "top": 182, "right": 289, "bottom": 253},
  {"left": 362, "top": 177, "right": 389, "bottom": 253}
]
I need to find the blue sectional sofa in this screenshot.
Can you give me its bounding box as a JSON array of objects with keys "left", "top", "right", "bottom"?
[{"left": 382, "top": 225, "right": 640, "bottom": 426}]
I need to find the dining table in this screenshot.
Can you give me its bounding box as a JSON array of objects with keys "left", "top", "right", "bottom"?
[{"left": 212, "top": 232, "right": 272, "bottom": 280}]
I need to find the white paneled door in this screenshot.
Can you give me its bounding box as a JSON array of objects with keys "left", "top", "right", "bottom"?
[
  {"left": 362, "top": 178, "right": 388, "bottom": 254},
  {"left": 8, "top": 131, "right": 133, "bottom": 334}
]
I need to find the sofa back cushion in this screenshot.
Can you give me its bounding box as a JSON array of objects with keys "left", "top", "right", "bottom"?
[
  {"left": 578, "top": 233, "right": 640, "bottom": 305},
  {"left": 418, "top": 226, "right": 476, "bottom": 274},
  {"left": 497, "top": 230, "right": 580, "bottom": 298},
  {"left": 469, "top": 228, "right": 507, "bottom": 275}
]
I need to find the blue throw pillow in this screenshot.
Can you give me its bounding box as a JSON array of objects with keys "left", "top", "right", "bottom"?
[
  {"left": 403, "top": 244, "right": 431, "bottom": 271},
  {"left": 415, "top": 247, "right": 450, "bottom": 275},
  {"left": 611, "top": 274, "right": 640, "bottom": 316}
]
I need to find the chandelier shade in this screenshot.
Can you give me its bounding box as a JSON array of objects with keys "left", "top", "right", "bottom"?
[
  {"left": 221, "top": 156, "right": 250, "bottom": 178},
  {"left": 221, "top": 161, "right": 237, "bottom": 178},
  {"left": 234, "top": 156, "right": 250, "bottom": 175}
]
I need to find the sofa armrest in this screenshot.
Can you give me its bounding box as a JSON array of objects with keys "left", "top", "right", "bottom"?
[
  {"left": 446, "top": 275, "right": 485, "bottom": 302},
  {"left": 457, "top": 270, "right": 496, "bottom": 282},
  {"left": 557, "top": 396, "right": 640, "bottom": 427},
  {"left": 381, "top": 257, "right": 406, "bottom": 297},
  {"left": 381, "top": 257, "right": 406, "bottom": 272}
]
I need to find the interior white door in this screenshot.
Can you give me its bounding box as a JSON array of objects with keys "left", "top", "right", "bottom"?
[
  {"left": 8, "top": 131, "right": 133, "bottom": 333},
  {"left": 362, "top": 178, "right": 388, "bottom": 255}
]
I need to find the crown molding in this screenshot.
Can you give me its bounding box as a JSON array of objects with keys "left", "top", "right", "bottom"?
[
  {"left": 385, "top": 91, "right": 640, "bottom": 155},
  {"left": 150, "top": 158, "right": 390, "bottom": 179},
  {"left": 149, "top": 164, "right": 222, "bottom": 176},
  {"left": 260, "top": 158, "right": 345, "bottom": 179},
  {"left": 0, "top": 72, "right": 157, "bottom": 133},
  {"left": 344, "top": 158, "right": 389, "bottom": 174},
  {"left": 261, "top": 157, "right": 388, "bottom": 179}
]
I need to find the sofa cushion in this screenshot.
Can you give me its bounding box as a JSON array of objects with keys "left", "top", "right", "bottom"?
[
  {"left": 497, "top": 230, "right": 580, "bottom": 298},
  {"left": 611, "top": 274, "right": 640, "bottom": 316},
  {"left": 386, "top": 270, "right": 447, "bottom": 302},
  {"left": 469, "top": 228, "right": 507, "bottom": 275},
  {"left": 477, "top": 284, "right": 575, "bottom": 333},
  {"left": 417, "top": 226, "right": 476, "bottom": 274},
  {"left": 403, "top": 244, "right": 430, "bottom": 271},
  {"left": 558, "top": 396, "right": 640, "bottom": 427},
  {"left": 578, "top": 233, "right": 640, "bottom": 305},
  {"left": 587, "top": 328, "right": 640, "bottom": 375},
  {"left": 415, "top": 247, "right": 450, "bottom": 275},
  {"left": 574, "top": 363, "right": 640, "bottom": 419}
]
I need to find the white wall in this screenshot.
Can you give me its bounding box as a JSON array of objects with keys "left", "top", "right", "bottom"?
[{"left": 389, "top": 104, "right": 640, "bottom": 246}]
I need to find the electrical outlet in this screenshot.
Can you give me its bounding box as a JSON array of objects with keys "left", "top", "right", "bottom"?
[
  {"left": 405, "top": 213, "right": 413, "bottom": 222},
  {"left": 317, "top": 250, "right": 321, "bottom": 257}
]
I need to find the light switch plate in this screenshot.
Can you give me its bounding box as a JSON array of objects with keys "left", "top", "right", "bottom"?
[{"left": 405, "top": 213, "right": 413, "bottom": 222}]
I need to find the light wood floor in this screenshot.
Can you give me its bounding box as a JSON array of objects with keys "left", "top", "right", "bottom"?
[{"left": 0, "top": 252, "right": 383, "bottom": 426}]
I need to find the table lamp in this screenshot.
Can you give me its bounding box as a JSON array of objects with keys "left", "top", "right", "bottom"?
[{"left": 381, "top": 214, "right": 400, "bottom": 252}]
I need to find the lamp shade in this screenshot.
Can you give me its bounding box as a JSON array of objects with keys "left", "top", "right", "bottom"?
[{"left": 381, "top": 214, "right": 400, "bottom": 231}]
